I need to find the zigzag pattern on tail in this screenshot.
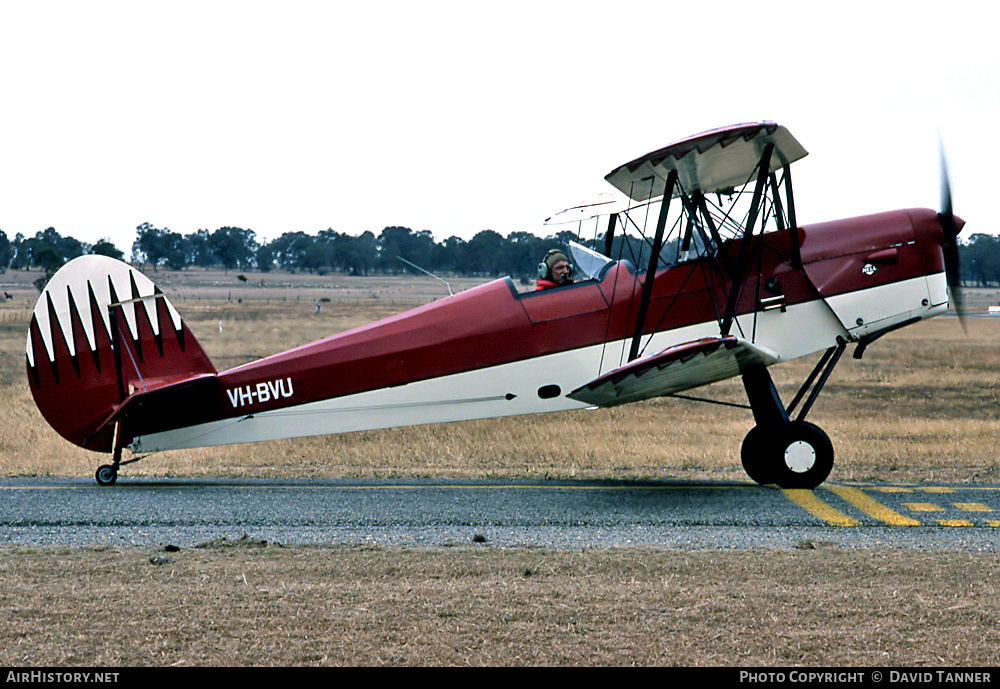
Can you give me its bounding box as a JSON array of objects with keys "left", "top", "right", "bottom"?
[{"left": 26, "top": 256, "right": 216, "bottom": 452}]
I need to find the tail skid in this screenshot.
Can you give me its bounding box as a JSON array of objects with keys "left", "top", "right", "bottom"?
[{"left": 26, "top": 255, "right": 216, "bottom": 454}]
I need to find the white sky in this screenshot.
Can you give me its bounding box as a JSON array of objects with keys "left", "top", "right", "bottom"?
[{"left": 1, "top": 1, "right": 997, "bottom": 252}]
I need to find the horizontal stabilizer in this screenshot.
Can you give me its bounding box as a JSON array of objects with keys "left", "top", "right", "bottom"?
[{"left": 568, "top": 336, "right": 778, "bottom": 407}]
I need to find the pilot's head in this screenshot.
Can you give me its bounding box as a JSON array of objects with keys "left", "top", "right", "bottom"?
[{"left": 540, "top": 250, "right": 573, "bottom": 285}]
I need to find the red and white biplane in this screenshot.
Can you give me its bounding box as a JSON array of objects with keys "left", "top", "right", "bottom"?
[{"left": 26, "top": 122, "right": 964, "bottom": 487}]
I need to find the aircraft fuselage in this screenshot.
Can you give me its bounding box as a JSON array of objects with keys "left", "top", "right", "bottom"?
[{"left": 124, "top": 207, "right": 951, "bottom": 453}]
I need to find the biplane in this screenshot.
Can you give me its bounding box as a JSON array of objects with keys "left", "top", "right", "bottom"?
[{"left": 26, "top": 122, "right": 964, "bottom": 488}]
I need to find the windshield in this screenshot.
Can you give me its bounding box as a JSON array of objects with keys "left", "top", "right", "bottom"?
[{"left": 568, "top": 241, "right": 613, "bottom": 280}]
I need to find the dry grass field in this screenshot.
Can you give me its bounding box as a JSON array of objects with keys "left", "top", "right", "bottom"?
[
  {"left": 2, "top": 266, "right": 1000, "bottom": 666},
  {"left": 2, "top": 544, "right": 998, "bottom": 667}
]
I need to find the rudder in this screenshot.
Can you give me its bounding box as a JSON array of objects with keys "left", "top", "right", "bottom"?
[{"left": 26, "top": 255, "right": 216, "bottom": 453}]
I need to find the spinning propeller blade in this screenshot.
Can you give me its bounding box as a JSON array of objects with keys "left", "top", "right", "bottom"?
[{"left": 938, "top": 146, "right": 966, "bottom": 331}]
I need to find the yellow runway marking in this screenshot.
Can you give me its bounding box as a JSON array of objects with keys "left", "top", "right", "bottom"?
[
  {"left": 920, "top": 486, "right": 956, "bottom": 493},
  {"left": 904, "top": 502, "right": 945, "bottom": 512},
  {"left": 954, "top": 502, "right": 992, "bottom": 512},
  {"left": 828, "top": 485, "right": 921, "bottom": 526},
  {"left": 937, "top": 520, "right": 974, "bottom": 527},
  {"left": 782, "top": 489, "right": 860, "bottom": 526}
]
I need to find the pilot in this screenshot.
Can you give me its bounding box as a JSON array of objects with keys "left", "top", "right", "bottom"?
[{"left": 535, "top": 249, "right": 574, "bottom": 290}]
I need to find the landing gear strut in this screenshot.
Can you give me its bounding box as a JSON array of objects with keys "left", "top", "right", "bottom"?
[
  {"left": 94, "top": 421, "right": 135, "bottom": 486},
  {"left": 740, "top": 343, "right": 844, "bottom": 489}
]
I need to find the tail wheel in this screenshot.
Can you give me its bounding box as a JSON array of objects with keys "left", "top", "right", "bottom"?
[
  {"left": 95, "top": 464, "right": 118, "bottom": 486},
  {"left": 772, "top": 421, "right": 834, "bottom": 489}
]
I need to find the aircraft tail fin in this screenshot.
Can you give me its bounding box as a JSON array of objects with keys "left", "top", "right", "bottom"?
[{"left": 25, "top": 255, "right": 216, "bottom": 453}]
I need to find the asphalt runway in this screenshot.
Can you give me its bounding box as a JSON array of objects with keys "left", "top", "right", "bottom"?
[{"left": 1, "top": 478, "right": 999, "bottom": 551}]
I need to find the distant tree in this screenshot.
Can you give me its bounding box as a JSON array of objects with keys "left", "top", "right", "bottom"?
[
  {"left": 32, "top": 245, "right": 65, "bottom": 291},
  {"left": 549, "top": 230, "right": 579, "bottom": 247},
  {"left": 961, "top": 234, "right": 1000, "bottom": 287},
  {"left": 500, "top": 231, "right": 547, "bottom": 279},
  {"left": 462, "top": 230, "right": 505, "bottom": 275},
  {"left": 209, "top": 226, "right": 257, "bottom": 272},
  {"left": 301, "top": 238, "right": 332, "bottom": 274},
  {"left": 19, "top": 228, "right": 85, "bottom": 283},
  {"left": 342, "top": 231, "right": 378, "bottom": 275},
  {"left": 33, "top": 245, "right": 64, "bottom": 275},
  {"left": 133, "top": 222, "right": 169, "bottom": 271},
  {"left": 41, "top": 227, "right": 87, "bottom": 261},
  {"left": 377, "top": 226, "right": 436, "bottom": 274},
  {"left": 0, "top": 229, "right": 10, "bottom": 274},
  {"left": 268, "top": 231, "right": 314, "bottom": 272},
  {"left": 162, "top": 231, "right": 187, "bottom": 271},
  {"left": 10, "top": 233, "right": 29, "bottom": 270},
  {"left": 255, "top": 242, "right": 275, "bottom": 272},
  {"left": 184, "top": 229, "right": 216, "bottom": 268},
  {"left": 316, "top": 229, "right": 343, "bottom": 273},
  {"left": 90, "top": 238, "right": 124, "bottom": 261},
  {"left": 57, "top": 234, "right": 88, "bottom": 261},
  {"left": 435, "top": 236, "right": 466, "bottom": 274}
]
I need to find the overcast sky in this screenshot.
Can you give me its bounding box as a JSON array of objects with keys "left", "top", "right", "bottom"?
[{"left": 1, "top": 1, "right": 996, "bottom": 252}]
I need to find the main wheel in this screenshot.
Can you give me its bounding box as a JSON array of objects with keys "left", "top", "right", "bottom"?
[
  {"left": 741, "top": 425, "right": 775, "bottom": 485},
  {"left": 771, "top": 421, "right": 834, "bottom": 489},
  {"left": 95, "top": 464, "right": 118, "bottom": 486}
]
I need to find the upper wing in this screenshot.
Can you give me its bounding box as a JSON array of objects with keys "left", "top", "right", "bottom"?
[
  {"left": 567, "top": 336, "right": 778, "bottom": 407},
  {"left": 604, "top": 122, "right": 807, "bottom": 202}
]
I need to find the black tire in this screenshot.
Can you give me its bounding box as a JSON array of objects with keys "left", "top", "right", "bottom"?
[
  {"left": 771, "top": 421, "right": 834, "bottom": 489},
  {"left": 95, "top": 464, "right": 118, "bottom": 486},
  {"left": 741, "top": 425, "right": 775, "bottom": 485}
]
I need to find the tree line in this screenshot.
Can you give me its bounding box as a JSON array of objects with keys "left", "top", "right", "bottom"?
[
  {"left": 1, "top": 223, "right": 998, "bottom": 289},
  {"left": 130, "top": 223, "right": 603, "bottom": 280},
  {"left": 956, "top": 234, "right": 1000, "bottom": 287},
  {"left": 0, "top": 223, "right": 596, "bottom": 289}
]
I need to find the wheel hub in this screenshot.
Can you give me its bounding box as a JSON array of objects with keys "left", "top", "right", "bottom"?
[{"left": 784, "top": 440, "right": 816, "bottom": 473}]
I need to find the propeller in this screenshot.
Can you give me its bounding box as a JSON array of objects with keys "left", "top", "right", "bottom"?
[{"left": 938, "top": 145, "right": 966, "bottom": 332}]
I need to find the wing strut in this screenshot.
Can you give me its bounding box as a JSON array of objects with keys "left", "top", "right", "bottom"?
[
  {"left": 782, "top": 166, "right": 801, "bottom": 269},
  {"left": 628, "top": 169, "right": 677, "bottom": 361},
  {"left": 768, "top": 173, "right": 786, "bottom": 232},
  {"left": 693, "top": 191, "right": 731, "bottom": 275},
  {"left": 603, "top": 213, "right": 618, "bottom": 258},
  {"left": 787, "top": 342, "right": 845, "bottom": 422},
  {"left": 720, "top": 143, "right": 773, "bottom": 337}
]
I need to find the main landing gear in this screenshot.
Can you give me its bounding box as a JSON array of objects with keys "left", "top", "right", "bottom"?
[
  {"left": 740, "top": 343, "right": 844, "bottom": 489},
  {"left": 741, "top": 420, "right": 834, "bottom": 489}
]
